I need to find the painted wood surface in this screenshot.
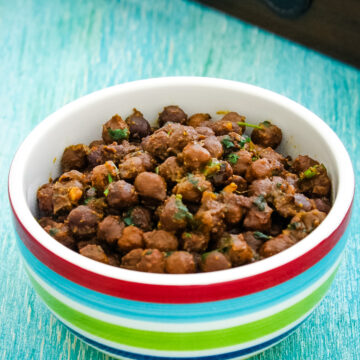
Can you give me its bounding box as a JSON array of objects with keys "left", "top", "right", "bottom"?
[{"left": 1, "top": 0, "right": 359, "bottom": 359}]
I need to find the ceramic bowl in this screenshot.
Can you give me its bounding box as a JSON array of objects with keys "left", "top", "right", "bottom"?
[{"left": 8, "top": 77, "right": 354, "bottom": 359}]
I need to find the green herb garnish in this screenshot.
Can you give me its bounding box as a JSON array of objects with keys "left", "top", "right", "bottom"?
[
  {"left": 227, "top": 153, "right": 239, "bottom": 164},
  {"left": 184, "top": 232, "right": 192, "bottom": 238},
  {"left": 145, "top": 250, "right": 153, "bottom": 255},
  {"left": 303, "top": 168, "right": 317, "bottom": 179},
  {"left": 253, "top": 194, "right": 266, "bottom": 211},
  {"left": 239, "top": 136, "right": 251, "bottom": 148},
  {"left": 252, "top": 156, "right": 258, "bottom": 162},
  {"left": 276, "top": 182, "right": 282, "bottom": 189},
  {"left": 203, "top": 159, "right": 221, "bottom": 177},
  {"left": 221, "top": 136, "right": 235, "bottom": 149},
  {"left": 187, "top": 173, "right": 204, "bottom": 192},
  {"left": 262, "top": 120, "right": 272, "bottom": 127},
  {"left": 107, "top": 128, "right": 129, "bottom": 141},
  {"left": 201, "top": 251, "right": 212, "bottom": 261},
  {"left": 300, "top": 165, "right": 322, "bottom": 180},
  {"left": 220, "top": 246, "right": 230, "bottom": 254},
  {"left": 237, "top": 122, "right": 262, "bottom": 130},
  {"left": 288, "top": 222, "right": 301, "bottom": 230},
  {"left": 49, "top": 228, "right": 59, "bottom": 236},
  {"left": 103, "top": 188, "right": 109, "bottom": 196},
  {"left": 253, "top": 231, "right": 270, "bottom": 241},
  {"left": 155, "top": 166, "right": 159, "bottom": 174},
  {"left": 188, "top": 173, "right": 199, "bottom": 186},
  {"left": 123, "top": 217, "right": 133, "bottom": 226},
  {"left": 107, "top": 173, "right": 113, "bottom": 184},
  {"left": 174, "top": 195, "right": 193, "bottom": 221}
]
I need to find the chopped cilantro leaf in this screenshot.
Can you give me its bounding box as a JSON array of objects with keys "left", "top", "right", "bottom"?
[
  {"left": 187, "top": 173, "right": 204, "bottom": 192},
  {"left": 253, "top": 231, "right": 270, "bottom": 241},
  {"left": 203, "top": 159, "right": 221, "bottom": 177},
  {"left": 300, "top": 165, "right": 321, "bottom": 180},
  {"left": 107, "top": 173, "right": 113, "bottom": 184},
  {"left": 201, "top": 251, "right": 211, "bottom": 261},
  {"left": 288, "top": 222, "right": 301, "bottom": 230},
  {"left": 123, "top": 217, "right": 133, "bottom": 226},
  {"left": 184, "top": 232, "right": 192, "bottom": 238},
  {"left": 103, "top": 188, "right": 109, "bottom": 196},
  {"left": 220, "top": 246, "right": 230, "bottom": 253},
  {"left": 107, "top": 127, "right": 129, "bottom": 141},
  {"left": 155, "top": 166, "right": 159, "bottom": 174},
  {"left": 299, "top": 164, "right": 326, "bottom": 181},
  {"left": 262, "top": 120, "right": 272, "bottom": 127},
  {"left": 303, "top": 168, "right": 317, "bottom": 178},
  {"left": 253, "top": 194, "right": 266, "bottom": 211},
  {"left": 187, "top": 173, "right": 199, "bottom": 186},
  {"left": 227, "top": 153, "right": 239, "bottom": 164},
  {"left": 174, "top": 196, "right": 193, "bottom": 221},
  {"left": 49, "top": 228, "right": 59, "bottom": 236},
  {"left": 221, "top": 137, "right": 235, "bottom": 149},
  {"left": 239, "top": 136, "right": 251, "bottom": 148}
]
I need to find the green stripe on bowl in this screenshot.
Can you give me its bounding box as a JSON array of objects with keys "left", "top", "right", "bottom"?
[{"left": 27, "top": 268, "right": 336, "bottom": 351}]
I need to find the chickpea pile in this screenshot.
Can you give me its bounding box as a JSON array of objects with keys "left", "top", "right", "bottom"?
[{"left": 37, "top": 106, "right": 331, "bottom": 273}]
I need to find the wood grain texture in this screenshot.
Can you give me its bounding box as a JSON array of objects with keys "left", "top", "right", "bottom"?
[
  {"left": 196, "top": 0, "right": 360, "bottom": 68},
  {"left": 0, "top": 0, "right": 359, "bottom": 359}
]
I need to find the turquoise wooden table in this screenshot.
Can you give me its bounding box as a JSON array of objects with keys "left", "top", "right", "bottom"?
[{"left": 1, "top": 0, "right": 359, "bottom": 359}]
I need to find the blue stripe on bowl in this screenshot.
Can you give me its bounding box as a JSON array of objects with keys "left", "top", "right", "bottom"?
[{"left": 17, "top": 228, "right": 347, "bottom": 323}]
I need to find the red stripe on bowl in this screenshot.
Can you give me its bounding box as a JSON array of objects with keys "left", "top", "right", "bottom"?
[{"left": 10, "top": 200, "right": 352, "bottom": 304}]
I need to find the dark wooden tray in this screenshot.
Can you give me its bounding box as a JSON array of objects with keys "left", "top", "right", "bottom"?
[{"left": 196, "top": 0, "right": 360, "bottom": 68}]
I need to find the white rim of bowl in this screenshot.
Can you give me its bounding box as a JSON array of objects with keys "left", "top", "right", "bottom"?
[{"left": 8, "top": 77, "right": 355, "bottom": 286}]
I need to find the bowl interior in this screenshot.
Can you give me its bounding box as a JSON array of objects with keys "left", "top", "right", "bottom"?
[{"left": 10, "top": 78, "right": 354, "bottom": 285}]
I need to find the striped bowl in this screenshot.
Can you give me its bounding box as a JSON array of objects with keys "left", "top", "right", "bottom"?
[{"left": 9, "top": 78, "right": 354, "bottom": 359}]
